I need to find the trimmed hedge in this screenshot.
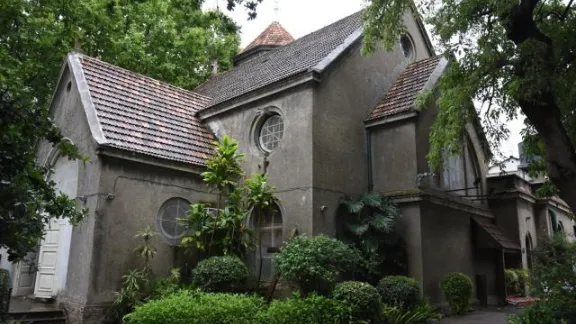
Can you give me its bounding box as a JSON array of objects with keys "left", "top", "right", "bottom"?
[
  {"left": 192, "top": 256, "right": 248, "bottom": 293},
  {"left": 273, "top": 234, "right": 359, "bottom": 295},
  {"left": 377, "top": 275, "right": 420, "bottom": 310},
  {"left": 333, "top": 281, "right": 381, "bottom": 323},
  {"left": 123, "top": 290, "right": 264, "bottom": 324},
  {"left": 259, "top": 293, "right": 353, "bottom": 324},
  {"left": 439, "top": 272, "right": 473, "bottom": 314}
]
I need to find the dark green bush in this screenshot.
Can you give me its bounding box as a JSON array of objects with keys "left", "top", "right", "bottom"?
[
  {"left": 258, "top": 293, "right": 353, "bottom": 324},
  {"left": 192, "top": 256, "right": 248, "bottom": 293},
  {"left": 439, "top": 272, "right": 473, "bottom": 314},
  {"left": 332, "top": 281, "right": 381, "bottom": 322},
  {"left": 123, "top": 290, "right": 264, "bottom": 324},
  {"left": 273, "top": 234, "right": 360, "bottom": 295},
  {"left": 377, "top": 275, "right": 420, "bottom": 310}
]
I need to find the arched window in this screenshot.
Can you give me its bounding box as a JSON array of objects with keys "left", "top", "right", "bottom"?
[
  {"left": 253, "top": 204, "right": 282, "bottom": 280},
  {"left": 558, "top": 221, "right": 565, "bottom": 233},
  {"left": 157, "top": 198, "right": 190, "bottom": 245},
  {"left": 549, "top": 210, "right": 559, "bottom": 235}
]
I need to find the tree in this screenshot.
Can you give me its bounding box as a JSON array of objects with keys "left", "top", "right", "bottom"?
[
  {"left": 0, "top": 0, "right": 240, "bottom": 261},
  {"left": 361, "top": 0, "right": 576, "bottom": 211}
]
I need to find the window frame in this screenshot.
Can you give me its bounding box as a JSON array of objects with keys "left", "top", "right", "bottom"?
[
  {"left": 252, "top": 204, "right": 283, "bottom": 281},
  {"left": 258, "top": 113, "right": 284, "bottom": 153},
  {"left": 157, "top": 197, "right": 190, "bottom": 245}
]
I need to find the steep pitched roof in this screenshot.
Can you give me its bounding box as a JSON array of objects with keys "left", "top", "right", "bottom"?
[
  {"left": 74, "top": 54, "right": 215, "bottom": 166},
  {"left": 366, "top": 56, "right": 443, "bottom": 122},
  {"left": 242, "top": 21, "right": 294, "bottom": 53},
  {"left": 195, "top": 11, "right": 363, "bottom": 108}
]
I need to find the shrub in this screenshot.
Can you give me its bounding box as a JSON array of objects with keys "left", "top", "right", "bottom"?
[
  {"left": 439, "top": 272, "right": 473, "bottom": 314},
  {"left": 380, "top": 299, "right": 441, "bottom": 324},
  {"left": 273, "top": 234, "right": 360, "bottom": 294},
  {"left": 332, "top": 281, "right": 381, "bottom": 322},
  {"left": 377, "top": 275, "right": 420, "bottom": 310},
  {"left": 124, "top": 290, "right": 264, "bottom": 324},
  {"left": 192, "top": 256, "right": 248, "bottom": 293},
  {"left": 258, "top": 293, "right": 353, "bottom": 324}
]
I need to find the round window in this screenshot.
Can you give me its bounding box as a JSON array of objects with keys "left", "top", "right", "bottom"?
[
  {"left": 400, "top": 35, "right": 415, "bottom": 60},
  {"left": 258, "top": 114, "right": 284, "bottom": 152},
  {"left": 157, "top": 198, "right": 190, "bottom": 245}
]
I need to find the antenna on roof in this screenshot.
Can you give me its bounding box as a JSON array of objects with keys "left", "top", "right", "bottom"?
[{"left": 274, "top": 0, "right": 280, "bottom": 20}]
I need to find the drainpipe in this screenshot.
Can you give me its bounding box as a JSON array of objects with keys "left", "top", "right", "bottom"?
[{"left": 365, "top": 128, "right": 374, "bottom": 192}]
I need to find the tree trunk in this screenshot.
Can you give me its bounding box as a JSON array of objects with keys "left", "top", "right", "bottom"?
[{"left": 504, "top": 0, "right": 576, "bottom": 213}]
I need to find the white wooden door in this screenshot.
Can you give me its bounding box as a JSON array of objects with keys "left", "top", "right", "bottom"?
[
  {"left": 12, "top": 252, "right": 37, "bottom": 296},
  {"left": 33, "top": 220, "right": 61, "bottom": 298}
]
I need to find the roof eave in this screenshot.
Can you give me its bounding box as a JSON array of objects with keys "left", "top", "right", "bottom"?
[
  {"left": 311, "top": 27, "right": 363, "bottom": 74},
  {"left": 97, "top": 145, "right": 207, "bottom": 175},
  {"left": 67, "top": 53, "right": 108, "bottom": 145}
]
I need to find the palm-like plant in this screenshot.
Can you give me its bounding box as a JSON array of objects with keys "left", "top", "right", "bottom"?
[{"left": 340, "top": 191, "right": 405, "bottom": 282}]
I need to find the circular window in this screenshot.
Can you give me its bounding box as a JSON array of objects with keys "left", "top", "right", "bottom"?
[
  {"left": 400, "top": 35, "right": 415, "bottom": 60},
  {"left": 258, "top": 114, "right": 284, "bottom": 152},
  {"left": 157, "top": 198, "right": 190, "bottom": 245}
]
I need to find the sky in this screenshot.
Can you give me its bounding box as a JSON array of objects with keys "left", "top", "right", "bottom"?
[{"left": 202, "top": 0, "right": 524, "bottom": 160}]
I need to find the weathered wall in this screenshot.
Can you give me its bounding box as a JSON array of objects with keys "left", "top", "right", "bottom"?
[
  {"left": 394, "top": 202, "right": 424, "bottom": 289},
  {"left": 312, "top": 12, "right": 432, "bottom": 235},
  {"left": 203, "top": 85, "right": 315, "bottom": 237},
  {"left": 36, "top": 65, "right": 103, "bottom": 308},
  {"left": 420, "top": 203, "right": 476, "bottom": 303},
  {"left": 88, "top": 157, "right": 213, "bottom": 305},
  {"left": 517, "top": 199, "right": 537, "bottom": 269}
]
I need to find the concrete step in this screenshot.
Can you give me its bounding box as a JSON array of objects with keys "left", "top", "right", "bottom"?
[{"left": 9, "top": 309, "right": 66, "bottom": 324}]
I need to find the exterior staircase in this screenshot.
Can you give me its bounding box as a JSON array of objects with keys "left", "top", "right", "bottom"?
[{"left": 8, "top": 297, "right": 66, "bottom": 324}]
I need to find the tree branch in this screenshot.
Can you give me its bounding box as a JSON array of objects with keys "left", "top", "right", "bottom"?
[{"left": 562, "top": 0, "right": 574, "bottom": 20}]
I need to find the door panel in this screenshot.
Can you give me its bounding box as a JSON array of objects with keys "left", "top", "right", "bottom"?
[
  {"left": 34, "top": 223, "right": 60, "bottom": 298},
  {"left": 12, "top": 252, "right": 37, "bottom": 296}
]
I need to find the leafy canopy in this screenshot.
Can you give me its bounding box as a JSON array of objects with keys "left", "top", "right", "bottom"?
[{"left": 0, "top": 0, "right": 240, "bottom": 261}]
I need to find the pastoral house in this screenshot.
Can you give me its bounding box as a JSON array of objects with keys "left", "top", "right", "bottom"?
[{"left": 1, "top": 9, "right": 573, "bottom": 323}]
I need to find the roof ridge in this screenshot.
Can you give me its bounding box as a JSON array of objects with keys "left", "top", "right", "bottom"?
[{"left": 77, "top": 53, "right": 212, "bottom": 102}]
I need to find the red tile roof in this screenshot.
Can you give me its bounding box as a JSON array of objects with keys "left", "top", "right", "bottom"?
[
  {"left": 78, "top": 54, "right": 215, "bottom": 166},
  {"left": 242, "top": 21, "right": 295, "bottom": 53},
  {"left": 366, "top": 56, "right": 442, "bottom": 122},
  {"left": 473, "top": 217, "right": 521, "bottom": 251}
]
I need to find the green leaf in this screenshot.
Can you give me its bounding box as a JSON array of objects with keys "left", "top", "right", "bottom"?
[
  {"left": 346, "top": 222, "right": 370, "bottom": 236},
  {"left": 360, "top": 191, "right": 382, "bottom": 208},
  {"left": 343, "top": 200, "right": 364, "bottom": 213},
  {"left": 369, "top": 213, "right": 395, "bottom": 233}
]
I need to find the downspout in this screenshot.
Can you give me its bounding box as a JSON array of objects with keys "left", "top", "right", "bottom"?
[{"left": 365, "top": 128, "right": 374, "bottom": 192}]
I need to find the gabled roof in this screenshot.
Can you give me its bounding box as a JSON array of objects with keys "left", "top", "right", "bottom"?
[
  {"left": 242, "top": 21, "right": 294, "bottom": 53},
  {"left": 71, "top": 53, "right": 215, "bottom": 166},
  {"left": 366, "top": 56, "right": 444, "bottom": 122},
  {"left": 473, "top": 217, "right": 521, "bottom": 251},
  {"left": 195, "top": 11, "right": 363, "bottom": 108}
]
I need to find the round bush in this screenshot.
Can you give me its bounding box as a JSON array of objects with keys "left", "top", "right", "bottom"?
[
  {"left": 377, "top": 275, "right": 420, "bottom": 310},
  {"left": 273, "top": 234, "right": 360, "bottom": 295},
  {"left": 192, "top": 256, "right": 248, "bottom": 293},
  {"left": 124, "top": 290, "right": 264, "bottom": 324},
  {"left": 439, "top": 272, "right": 473, "bottom": 314},
  {"left": 333, "top": 281, "right": 381, "bottom": 322},
  {"left": 258, "top": 293, "right": 353, "bottom": 324}
]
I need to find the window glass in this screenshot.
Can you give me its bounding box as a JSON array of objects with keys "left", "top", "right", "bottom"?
[
  {"left": 253, "top": 206, "right": 282, "bottom": 280},
  {"left": 157, "top": 198, "right": 190, "bottom": 245},
  {"left": 259, "top": 114, "right": 284, "bottom": 152}
]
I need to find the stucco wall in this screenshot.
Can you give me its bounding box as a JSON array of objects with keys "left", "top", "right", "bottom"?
[
  {"left": 87, "top": 157, "right": 214, "bottom": 304},
  {"left": 203, "top": 85, "right": 315, "bottom": 237},
  {"left": 310, "top": 12, "right": 433, "bottom": 235},
  {"left": 420, "top": 203, "right": 476, "bottom": 303},
  {"left": 37, "top": 65, "right": 103, "bottom": 306}
]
